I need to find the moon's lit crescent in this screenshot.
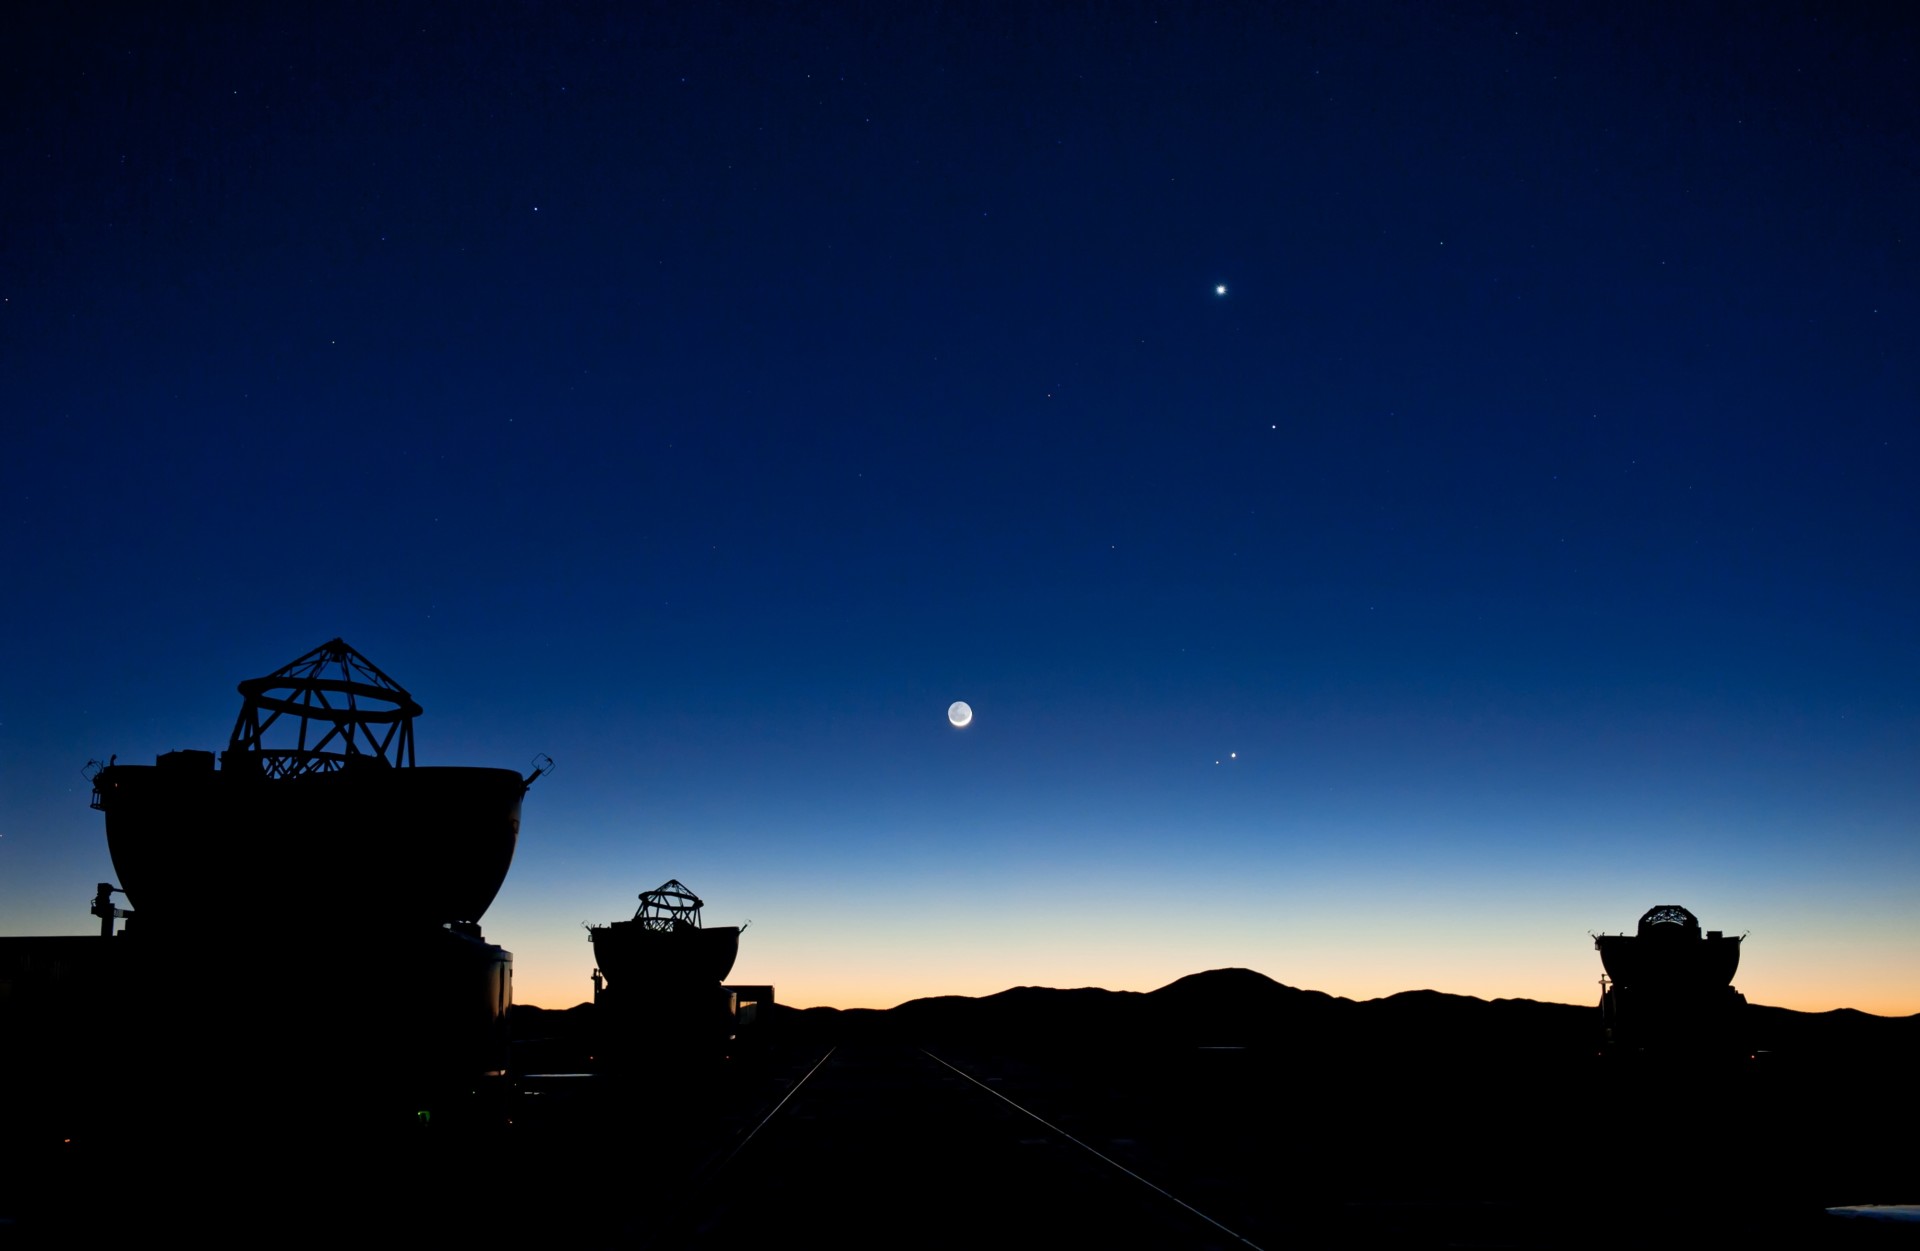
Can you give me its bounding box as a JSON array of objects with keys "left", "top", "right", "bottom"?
[{"left": 948, "top": 701, "right": 973, "bottom": 728}]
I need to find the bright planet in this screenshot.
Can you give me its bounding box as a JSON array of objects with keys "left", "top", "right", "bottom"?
[{"left": 947, "top": 701, "right": 973, "bottom": 728}]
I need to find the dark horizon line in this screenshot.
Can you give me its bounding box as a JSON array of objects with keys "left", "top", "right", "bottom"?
[{"left": 517, "top": 966, "right": 1920, "bottom": 1021}]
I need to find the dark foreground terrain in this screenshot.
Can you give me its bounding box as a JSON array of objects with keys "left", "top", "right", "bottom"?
[{"left": 5, "top": 970, "right": 1914, "bottom": 1247}]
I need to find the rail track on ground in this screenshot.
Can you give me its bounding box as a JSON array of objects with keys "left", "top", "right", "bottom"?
[{"left": 640, "top": 1039, "right": 1267, "bottom": 1249}]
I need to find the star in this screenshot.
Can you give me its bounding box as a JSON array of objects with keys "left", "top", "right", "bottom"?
[{"left": 1215, "top": 284, "right": 1228, "bottom": 296}]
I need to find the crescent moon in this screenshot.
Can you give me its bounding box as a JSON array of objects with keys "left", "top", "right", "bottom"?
[{"left": 947, "top": 701, "right": 973, "bottom": 728}]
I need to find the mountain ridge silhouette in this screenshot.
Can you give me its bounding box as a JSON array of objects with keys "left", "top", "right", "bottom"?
[{"left": 516, "top": 966, "right": 1919, "bottom": 1058}]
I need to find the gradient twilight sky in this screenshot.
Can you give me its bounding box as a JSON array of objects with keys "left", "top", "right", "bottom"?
[{"left": 4, "top": 3, "right": 1915, "bottom": 1014}]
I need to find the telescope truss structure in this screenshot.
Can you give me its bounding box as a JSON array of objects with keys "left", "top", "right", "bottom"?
[
  {"left": 631, "top": 879, "right": 705, "bottom": 932},
  {"left": 227, "top": 638, "right": 421, "bottom": 779}
]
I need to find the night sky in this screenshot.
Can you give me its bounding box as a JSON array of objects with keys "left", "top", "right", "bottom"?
[{"left": 4, "top": 3, "right": 1915, "bottom": 1014}]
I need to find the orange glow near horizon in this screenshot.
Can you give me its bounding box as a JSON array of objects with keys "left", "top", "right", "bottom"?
[{"left": 507, "top": 961, "right": 1920, "bottom": 1019}]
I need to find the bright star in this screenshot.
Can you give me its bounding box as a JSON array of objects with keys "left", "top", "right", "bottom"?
[{"left": 1215, "top": 284, "right": 1228, "bottom": 296}]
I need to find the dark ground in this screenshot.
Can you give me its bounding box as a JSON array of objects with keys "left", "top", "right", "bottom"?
[{"left": 5, "top": 972, "right": 1915, "bottom": 1247}]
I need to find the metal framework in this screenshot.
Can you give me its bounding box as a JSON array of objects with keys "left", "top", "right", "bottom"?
[
  {"left": 227, "top": 638, "right": 422, "bottom": 779},
  {"left": 1640, "top": 904, "right": 1698, "bottom": 931},
  {"left": 631, "top": 879, "right": 704, "bottom": 931}
]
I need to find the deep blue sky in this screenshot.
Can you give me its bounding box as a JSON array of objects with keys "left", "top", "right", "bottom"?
[{"left": 4, "top": 2, "right": 1915, "bottom": 1011}]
